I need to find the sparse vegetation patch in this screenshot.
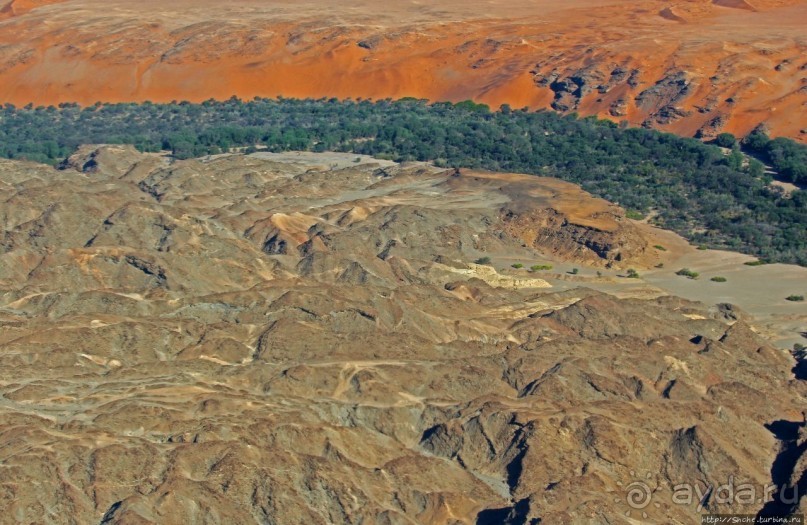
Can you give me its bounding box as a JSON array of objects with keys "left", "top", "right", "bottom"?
[{"left": 744, "top": 260, "right": 769, "bottom": 266}]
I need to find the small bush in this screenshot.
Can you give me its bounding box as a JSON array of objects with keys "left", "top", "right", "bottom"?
[
  {"left": 676, "top": 268, "right": 700, "bottom": 279},
  {"left": 653, "top": 245, "right": 667, "bottom": 251},
  {"left": 714, "top": 133, "right": 737, "bottom": 149},
  {"left": 710, "top": 276, "right": 727, "bottom": 282},
  {"left": 626, "top": 269, "right": 640, "bottom": 279},
  {"left": 786, "top": 295, "right": 805, "bottom": 302},
  {"left": 655, "top": 263, "right": 665, "bottom": 268},
  {"left": 474, "top": 256, "right": 492, "bottom": 265},
  {"left": 697, "top": 245, "right": 708, "bottom": 250},
  {"left": 530, "top": 264, "right": 553, "bottom": 271},
  {"left": 744, "top": 260, "right": 768, "bottom": 266},
  {"left": 511, "top": 263, "right": 524, "bottom": 269},
  {"left": 626, "top": 210, "right": 644, "bottom": 220},
  {"left": 570, "top": 268, "right": 579, "bottom": 275}
]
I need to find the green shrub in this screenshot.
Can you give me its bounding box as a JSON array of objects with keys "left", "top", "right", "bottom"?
[
  {"left": 626, "top": 269, "right": 640, "bottom": 278},
  {"left": 676, "top": 268, "right": 700, "bottom": 279},
  {"left": 626, "top": 210, "right": 644, "bottom": 220},
  {"left": 530, "top": 264, "right": 553, "bottom": 271},
  {"left": 697, "top": 245, "right": 708, "bottom": 251},
  {"left": 744, "top": 260, "right": 768, "bottom": 266},
  {"left": 710, "top": 276, "right": 727, "bottom": 282},
  {"left": 570, "top": 268, "right": 579, "bottom": 275},
  {"left": 786, "top": 295, "right": 805, "bottom": 302},
  {"left": 714, "top": 133, "right": 737, "bottom": 149},
  {"left": 511, "top": 263, "right": 524, "bottom": 269},
  {"left": 453, "top": 100, "right": 491, "bottom": 113},
  {"left": 653, "top": 245, "right": 667, "bottom": 251},
  {"left": 474, "top": 256, "right": 492, "bottom": 265}
]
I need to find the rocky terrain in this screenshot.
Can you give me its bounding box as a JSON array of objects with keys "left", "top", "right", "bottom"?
[
  {"left": 1, "top": 147, "right": 806, "bottom": 524},
  {"left": 0, "top": 0, "right": 805, "bottom": 141}
]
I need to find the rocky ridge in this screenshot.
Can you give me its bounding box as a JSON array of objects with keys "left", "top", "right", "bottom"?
[{"left": 0, "top": 147, "right": 805, "bottom": 524}]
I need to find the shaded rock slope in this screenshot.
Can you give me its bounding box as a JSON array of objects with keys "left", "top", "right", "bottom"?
[{"left": 0, "top": 147, "right": 805, "bottom": 524}]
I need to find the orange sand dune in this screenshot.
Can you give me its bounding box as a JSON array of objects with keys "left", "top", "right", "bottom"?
[
  {"left": 0, "top": 0, "right": 805, "bottom": 141},
  {"left": 0, "top": 0, "right": 64, "bottom": 18}
]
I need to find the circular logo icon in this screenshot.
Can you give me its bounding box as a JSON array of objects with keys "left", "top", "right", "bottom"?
[
  {"left": 615, "top": 471, "right": 659, "bottom": 519},
  {"left": 626, "top": 479, "right": 653, "bottom": 510}
]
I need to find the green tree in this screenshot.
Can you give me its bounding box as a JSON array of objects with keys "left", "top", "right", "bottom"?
[{"left": 714, "top": 133, "right": 737, "bottom": 148}]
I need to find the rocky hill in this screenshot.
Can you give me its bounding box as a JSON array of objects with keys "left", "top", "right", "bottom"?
[{"left": 0, "top": 148, "right": 805, "bottom": 523}]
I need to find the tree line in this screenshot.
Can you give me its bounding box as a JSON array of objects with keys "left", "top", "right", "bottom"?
[{"left": 0, "top": 97, "right": 804, "bottom": 265}]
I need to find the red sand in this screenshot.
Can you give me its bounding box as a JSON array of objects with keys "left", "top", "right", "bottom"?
[{"left": 0, "top": 0, "right": 804, "bottom": 140}]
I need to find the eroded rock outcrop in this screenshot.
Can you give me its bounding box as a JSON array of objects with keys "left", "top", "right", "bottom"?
[{"left": 0, "top": 148, "right": 803, "bottom": 524}]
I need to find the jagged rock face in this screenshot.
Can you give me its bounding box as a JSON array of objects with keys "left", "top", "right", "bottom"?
[
  {"left": 0, "top": 147, "right": 804, "bottom": 524},
  {"left": 499, "top": 207, "right": 649, "bottom": 268},
  {"left": 0, "top": 0, "right": 805, "bottom": 141}
]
